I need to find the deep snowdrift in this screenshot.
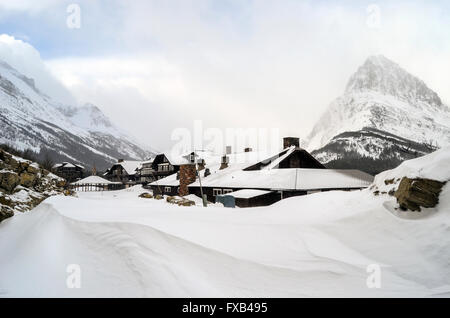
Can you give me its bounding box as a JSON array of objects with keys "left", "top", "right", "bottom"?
[{"left": 0, "top": 148, "right": 449, "bottom": 297}]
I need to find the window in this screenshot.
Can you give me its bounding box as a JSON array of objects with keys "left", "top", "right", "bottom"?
[
  {"left": 165, "top": 187, "right": 171, "bottom": 193},
  {"left": 213, "top": 189, "right": 222, "bottom": 196},
  {"left": 222, "top": 189, "right": 233, "bottom": 194}
]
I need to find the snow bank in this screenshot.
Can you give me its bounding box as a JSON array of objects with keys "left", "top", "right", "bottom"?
[
  {"left": 373, "top": 147, "right": 450, "bottom": 194},
  {"left": 375, "top": 146, "right": 450, "bottom": 184},
  {"left": 1, "top": 181, "right": 450, "bottom": 297}
]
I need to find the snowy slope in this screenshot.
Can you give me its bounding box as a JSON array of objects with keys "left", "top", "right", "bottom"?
[
  {"left": 0, "top": 60, "right": 154, "bottom": 170},
  {"left": 306, "top": 55, "right": 450, "bottom": 174}
]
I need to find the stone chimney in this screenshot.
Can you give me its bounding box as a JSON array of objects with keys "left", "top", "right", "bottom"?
[
  {"left": 220, "top": 155, "right": 229, "bottom": 170},
  {"left": 283, "top": 137, "right": 300, "bottom": 149},
  {"left": 179, "top": 164, "right": 197, "bottom": 196}
]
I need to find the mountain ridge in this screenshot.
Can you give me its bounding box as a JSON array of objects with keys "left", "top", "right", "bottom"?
[
  {"left": 0, "top": 59, "right": 155, "bottom": 170},
  {"left": 306, "top": 55, "right": 450, "bottom": 174}
]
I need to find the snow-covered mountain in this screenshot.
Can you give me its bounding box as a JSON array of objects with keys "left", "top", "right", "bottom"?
[
  {"left": 306, "top": 55, "right": 450, "bottom": 175},
  {"left": 0, "top": 60, "right": 154, "bottom": 170}
]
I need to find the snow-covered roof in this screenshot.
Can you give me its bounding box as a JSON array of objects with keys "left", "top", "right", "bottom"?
[
  {"left": 150, "top": 146, "right": 373, "bottom": 191},
  {"left": 53, "top": 162, "right": 84, "bottom": 169},
  {"left": 148, "top": 149, "right": 271, "bottom": 187},
  {"left": 223, "top": 189, "right": 272, "bottom": 199},
  {"left": 149, "top": 172, "right": 179, "bottom": 187},
  {"left": 112, "top": 161, "right": 142, "bottom": 175},
  {"left": 189, "top": 168, "right": 373, "bottom": 190},
  {"left": 72, "top": 175, "right": 119, "bottom": 185}
]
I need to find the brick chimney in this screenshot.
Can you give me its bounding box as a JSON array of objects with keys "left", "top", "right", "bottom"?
[
  {"left": 179, "top": 164, "right": 197, "bottom": 196},
  {"left": 283, "top": 137, "right": 300, "bottom": 149}
]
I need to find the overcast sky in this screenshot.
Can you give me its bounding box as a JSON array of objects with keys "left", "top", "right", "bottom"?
[{"left": 0, "top": 0, "right": 449, "bottom": 151}]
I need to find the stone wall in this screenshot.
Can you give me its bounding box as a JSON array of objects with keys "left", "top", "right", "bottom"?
[{"left": 0, "top": 149, "right": 65, "bottom": 223}]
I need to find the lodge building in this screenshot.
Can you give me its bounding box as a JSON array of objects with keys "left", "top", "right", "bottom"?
[
  {"left": 52, "top": 162, "right": 84, "bottom": 182},
  {"left": 148, "top": 137, "right": 374, "bottom": 207}
]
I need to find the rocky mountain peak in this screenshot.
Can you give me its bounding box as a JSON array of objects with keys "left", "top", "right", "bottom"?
[{"left": 345, "top": 55, "right": 442, "bottom": 107}]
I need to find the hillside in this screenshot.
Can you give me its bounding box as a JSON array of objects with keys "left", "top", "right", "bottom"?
[{"left": 0, "top": 60, "right": 154, "bottom": 170}]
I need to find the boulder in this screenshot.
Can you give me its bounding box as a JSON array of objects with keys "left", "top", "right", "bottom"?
[
  {"left": 56, "top": 180, "right": 66, "bottom": 188},
  {"left": 0, "top": 171, "right": 20, "bottom": 193},
  {"left": 177, "top": 199, "right": 196, "bottom": 207},
  {"left": 26, "top": 164, "right": 40, "bottom": 175},
  {"left": 166, "top": 196, "right": 180, "bottom": 204},
  {"left": 139, "top": 192, "right": 153, "bottom": 199},
  {"left": 395, "top": 177, "right": 446, "bottom": 212},
  {"left": 19, "top": 172, "right": 38, "bottom": 188},
  {"left": 0, "top": 194, "right": 12, "bottom": 206},
  {"left": 0, "top": 205, "right": 14, "bottom": 223},
  {"left": 154, "top": 194, "right": 163, "bottom": 200}
]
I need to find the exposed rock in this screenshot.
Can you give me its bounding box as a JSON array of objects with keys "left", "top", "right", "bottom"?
[
  {"left": 154, "top": 195, "right": 163, "bottom": 200},
  {"left": 166, "top": 196, "right": 179, "bottom": 204},
  {"left": 64, "top": 189, "right": 77, "bottom": 197},
  {"left": 0, "top": 205, "right": 14, "bottom": 223},
  {"left": 19, "top": 172, "right": 38, "bottom": 188},
  {"left": 139, "top": 192, "right": 153, "bottom": 199},
  {"left": 0, "top": 149, "right": 65, "bottom": 223},
  {"left": 0, "top": 171, "right": 20, "bottom": 193},
  {"left": 395, "top": 177, "right": 446, "bottom": 212},
  {"left": 178, "top": 199, "right": 196, "bottom": 207}
]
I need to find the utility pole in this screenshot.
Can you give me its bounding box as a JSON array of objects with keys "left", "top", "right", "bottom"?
[{"left": 195, "top": 161, "right": 207, "bottom": 207}]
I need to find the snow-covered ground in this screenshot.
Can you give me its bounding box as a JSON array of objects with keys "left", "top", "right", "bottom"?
[{"left": 0, "top": 179, "right": 449, "bottom": 297}]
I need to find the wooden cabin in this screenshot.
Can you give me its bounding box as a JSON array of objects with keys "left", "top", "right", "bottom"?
[
  {"left": 104, "top": 159, "right": 141, "bottom": 184},
  {"left": 52, "top": 162, "right": 84, "bottom": 182},
  {"left": 135, "top": 159, "right": 155, "bottom": 184}
]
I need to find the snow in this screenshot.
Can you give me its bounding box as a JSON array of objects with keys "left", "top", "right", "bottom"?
[
  {"left": 225, "top": 189, "right": 272, "bottom": 199},
  {"left": 373, "top": 146, "right": 450, "bottom": 195},
  {"left": 305, "top": 56, "right": 450, "bottom": 152},
  {"left": 72, "top": 175, "right": 116, "bottom": 185},
  {"left": 375, "top": 146, "right": 450, "bottom": 184},
  {"left": 0, "top": 60, "right": 152, "bottom": 168},
  {"left": 114, "top": 161, "right": 142, "bottom": 176},
  {"left": 189, "top": 168, "right": 373, "bottom": 191},
  {"left": 1, "top": 182, "right": 449, "bottom": 297}
]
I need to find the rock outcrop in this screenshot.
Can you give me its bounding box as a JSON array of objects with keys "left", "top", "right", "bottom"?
[
  {"left": 394, "top": 177, "right": 446, "bottom": 212},
  {"left": 0, "top": 149, "right": 65, "bottom": 223}
]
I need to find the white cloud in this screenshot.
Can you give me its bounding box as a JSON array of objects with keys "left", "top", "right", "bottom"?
[
  {"left": 2, "top": 0, "right": 450, "bottom": 151},
  {"left": 0, "top": 0, "right": 60, "bottom": 12},
  {"left": 0, "top": 34, "right": 75, "bottom": 103}
]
